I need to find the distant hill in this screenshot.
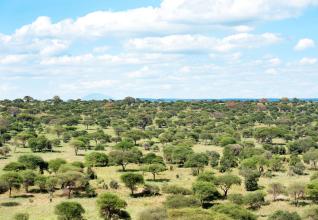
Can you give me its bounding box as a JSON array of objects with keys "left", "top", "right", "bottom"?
[{"left": 82, "top": 93, "right": 112, "bottom": 101}]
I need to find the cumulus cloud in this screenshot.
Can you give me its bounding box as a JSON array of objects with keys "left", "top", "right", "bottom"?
[
  {"left": 2, "top": 0, "right": 316, "bottom": 41},
  {"left": 294, "top": 38, "right": 315, "bottom": 50},
  {"left": 299, "top": 57, "right": 317, "bottom": 65},
  {"left": 127, "top": 33, "right": 281, "bottom": 53}
]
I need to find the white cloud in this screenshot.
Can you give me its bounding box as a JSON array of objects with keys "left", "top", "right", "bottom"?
[
  {"left": 294, "top": 38, "right": 315, "bottom": 51},
  {"left": 127, "top": 33, "right": 281, "bottom": 53},
  {"left": 265, "top": 68, "right": 278, "bottom": 75},
  {"left": 299, "top": 57, "right": 317, "bottom": 65},
  {"left": 0, "top": 55, "right": 29, "bottom": 64},
  {"left": 268, "top": 58, "right": 282, "bottom": 66},
  {"left": 3, "top": 0, "right": 316, "bottom": 41}
]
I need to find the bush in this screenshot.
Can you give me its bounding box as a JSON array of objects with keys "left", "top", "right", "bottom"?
[
  {"left": 109, "top": 180, "right": 119, "bottom": 189},
  {"left": 168, "top": 208, "right": 231, "bottom": 220},
  {"left": 14, "top": 213, "right": 29, "bottom": 220},
  {"left": 3, "top": 162, "right": 26, "bottom": 172},
  {"left": 268, "top": 210, "right": 301, "bottom": 220},
  {"left": 164, "top": 195, "right": 200, "bottom": 209},
  {"left": 142, "top": 184, "right": 160, "bottom": 196},
  {"left": 228, "top": 194, "right": 244, "bottom": 205},
  {"left": 54, "top": 201, "right": 85, "bottom": 220},
  {"left": 94, "top": 144, "right": 105, "bottom": 151},
  {"left": 212, "top": 203, "right": 257, "bottom": 220},
  {"left": 85, "top": 152, "right": 108, "bottom": 167},
  {"left": 244, "top": 191, "right": 266, "bottom": 209},
  {"left": 162, "top": 184, "right": 192, "bottom": 195},
  {"left": 303, "top": 206, "right": 318, "bottom": 220},
  {"left": 138, "top": 207, "right": 167, "bottom": 220}
]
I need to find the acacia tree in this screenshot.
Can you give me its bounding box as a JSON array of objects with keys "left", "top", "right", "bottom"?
[
  {"left": 20, "top": 170, "right": 37, "bottom": 193},
  {"left": 268, "top": 182, "right": 286, "bottom": 201},
  {"left": 192, "top": 181, "right": 219, "bottom": 206},
  {"left": 55, "top": 201, "right": 85, "bottom": 220},
  {"left": 215, "top": 174, "right": 241, "bottom": 198},
  {"left": 185, "top": 153, "right": 209, "bottom": 175},
  {"left": 108, "top": 149, "right": 141, "bottom": 171},
  {"left": 121, "top": 173, "right": 144, "bottom": 196},
  {"left": 142, "top": 164, "right": 166, "bottom": 181},
  {"left": 0, "top": 172, "right": 23, "bottom": 197},
  {"left": 97, "top": 193, "right": 128, "bottom": 220},
  {"left": 287, "top": 183, "right": 305, "bottom": 206},
  {"left": 70, "top": 140, "right": 86, "bottom": 156}
]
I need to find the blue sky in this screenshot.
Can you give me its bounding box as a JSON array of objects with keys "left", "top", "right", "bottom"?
[{"left": 0, "top": 0, "right": 317, "bottom": 100}]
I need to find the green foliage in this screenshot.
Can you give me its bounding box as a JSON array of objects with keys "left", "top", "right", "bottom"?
[
  {"left": 120, "top": 173, "right": 144, "bottom": 195},
  {"left": 55, "top": 201, "right": 85, "bottom": 220},
  {"left": 142, "top": 163, "right": 166, "bottom": 180},
  {"left": 138, "top": 207, "right": 167, "bottom": 220},
  {"left": 212, "top": 203, "right": 257, "bottom": 220},
  {"left": 161, "top": 184, "right": 192, "bottom": 195},
  {"left": 215, "top": 173, "right": 241, "bottom": 197},
  {"left": 267, "top": 210, "right": 301, "bottom": 220},
  {"left": 192, "top": 181, "right": 220, "bottom": 205},
  {"left": 0, "top": 171, "right": 23, "bottom": 197},
  {"left": 48, "top": 158, "right": 67, "bottom": 173},
  {"left": 14, "top": 213, "right": 29, "bottom": 220},
  {"left": 96, "top": 192, "right": 128, "bottom": 220},
  {"left": 164, "top": 195, "right": 200, "bottom": 209},
  {"left": 85, "top": 152, "right": 108, "bottom": 167},
  {"left": 243, "top": 191, "right": 266, "bottom": 209},
  {"left": 168, "top": 208, "right": 231, "bottom": 220}
]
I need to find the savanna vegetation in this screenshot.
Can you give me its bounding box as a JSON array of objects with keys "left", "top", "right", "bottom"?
[{"left": 1, "top": 96, "right": 318, "bottom": 219}]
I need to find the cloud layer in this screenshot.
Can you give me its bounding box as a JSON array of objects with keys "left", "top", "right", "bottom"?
[{"left": 0, "top": 0, "right": 318, "bottom": 99}]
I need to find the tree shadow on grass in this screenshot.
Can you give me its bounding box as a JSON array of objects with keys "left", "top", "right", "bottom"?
[
  {"left": 146, "top": 178, "right": 170, "bottom": 182},
  {"left": 11, "top": 194, "right": 34, "bottom": 198},
  {"left": 1, "top": 202, "right": 20, "bottom": 207},
  {"left": 117, "top": 169, "right": 139, "bottom": 173}
]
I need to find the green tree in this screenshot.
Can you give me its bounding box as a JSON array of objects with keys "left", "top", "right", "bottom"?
[
  {"left": 85, "top": 152, "right": 108, "bottom": 167},
  {"left": 70, "top": 140, "right": 86, "bottom": 156},
  {"left": 0, "top": 172, "right": 23, "bottom": 197},
  {"left": 142, "top": 164, "right": 166, "bottom": 181},
  {"left": 215, "top": 173, "right": 241, "bottom": 198},
  {"left": 20, "top": 170, "right": 37, "bottom": 192},
  {"left": 192, "top": 181, "right": 219, "bottom": 205},
  {"left": 185, "top": 153, "right": 209, "bottom": 175},
  {"left": 48, "top": 159, "right": 67, "bottom": 173},
  {"left": 55, "top": 201, "right": 85, "bottom": 220},
  {"left": 109, "top": 150, "right": 140, "bottom": 171},
  {"left": 96, "top": 192, "right": 128, "bottom": 220},
  {"left": 121, "top": 173, "right": 144, "bottom": 196}
]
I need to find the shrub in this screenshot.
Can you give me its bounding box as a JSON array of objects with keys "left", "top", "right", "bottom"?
[
  {"left": 244, "top": 191, "right": 266, "bottom": 209},
  {"left": 212, "top": 203, "right": 257, "bottom": 220},
  {"left": 138, "top": 207, "right": 168, "bottom": 220},
  {"left": 85, "top": 152, "right": 108, "bottom": 167},
  {"left": 164, "top": 195, "right": 200, "bottom": 209},
  {"left": 161, "top": 184, "right": 192, "bottom": 195},
  {"left": 54, "top": 201, "right": 85, "bottom": 220},
  {"left": 228, "top": 194, "right": 244, "bottom": 205},
  {"left": 268, "top": 210, "right": 301, "bottom": 220},
  {"left": 168, "top": 208, "right": 231, "bottom": 220},
  {"left": 142, "top": 184, "right": 160, "bottom": 196},
  {"left": 14, "top": 213, "right": 29, "bottom": 220},
  {"left": 109, "top": 180, "right": 119, "bottom": 189},
  {"left": 3, "top": 162, "right": 26, "bottom": 172},
  {"left": 303, "top": 206, "right": 318, "bottom": 220},
  {"left": 94, "top": 144, "right": 106, "bottom": 151}
]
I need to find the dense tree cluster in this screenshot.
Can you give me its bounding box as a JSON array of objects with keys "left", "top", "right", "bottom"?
[{"left": 1, "top": 97, "right": 318, "bottom": 219}]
